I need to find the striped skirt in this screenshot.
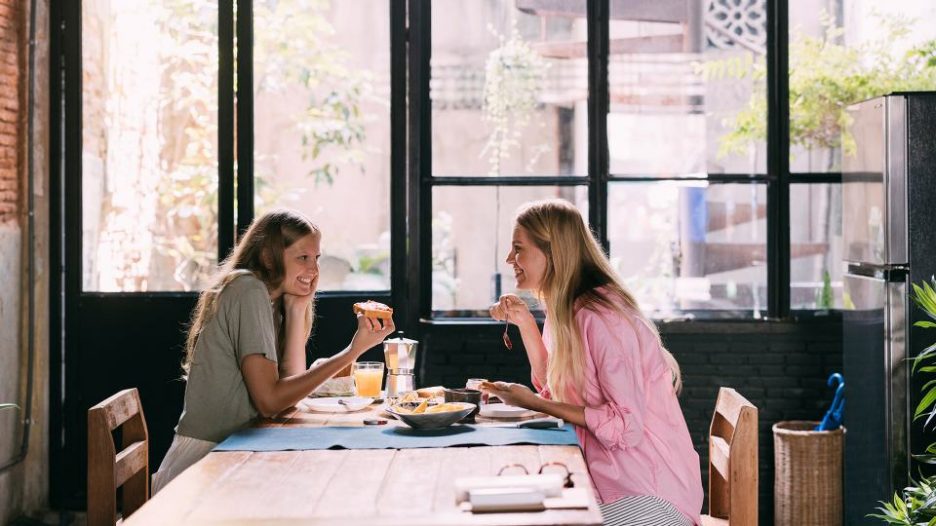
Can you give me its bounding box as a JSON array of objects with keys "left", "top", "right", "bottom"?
[{"left": 599, "top": 495, "right": 694, "bottom": 526}]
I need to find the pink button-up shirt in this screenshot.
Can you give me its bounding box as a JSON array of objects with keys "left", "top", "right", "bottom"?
[{"left": 536, "top": 301, "right": 703, "bottom": 524}]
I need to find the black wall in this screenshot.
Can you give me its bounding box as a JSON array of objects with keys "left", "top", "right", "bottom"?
[{"left": 420, "top": 317, "right": 843, "bottom": 525}]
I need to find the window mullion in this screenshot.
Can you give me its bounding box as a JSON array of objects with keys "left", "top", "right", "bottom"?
[
  {"left": 235, "top": 0, "right": 254, "bottom": 236},
  {"left": 218, "top": 0, "right": 235, "bottom": 260},
  {"left": 766, "top": 0, "right": 791, "bottom": 319},
  {"left": 587, "top": 0, "right": 609, "bottom": 252},
  {"left": 409, "top": 0, "right": 432, "bottom": 329},
  {"left": 390, "top": 0, "right": 408, "bottom": 328}
]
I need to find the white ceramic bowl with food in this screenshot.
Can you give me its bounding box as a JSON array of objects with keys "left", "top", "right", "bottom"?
[{"left": 386, "top": 401, "right": 476, "bottom": 429}]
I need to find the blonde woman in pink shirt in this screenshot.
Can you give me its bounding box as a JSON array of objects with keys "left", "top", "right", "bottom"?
[{"left": 481, "top": 199, "right": 703, "bottom": 526}]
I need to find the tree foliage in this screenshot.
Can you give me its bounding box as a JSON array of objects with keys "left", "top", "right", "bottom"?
[
  {"left": 152, "top": 0, "right": 370, "bottom": 289},
  {"left": 718, "top": 12, "right": 936, "bottom": 162}
]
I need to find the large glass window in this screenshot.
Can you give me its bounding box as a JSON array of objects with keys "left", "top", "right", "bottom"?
[
  {"left": 254, "top": 0, "right": 392, "bottom": 291},
  {"left": 785, "top": 1, "right": 935, "bottom": 308},
  {"left": 790, "top": 183, "right": 842, "bottom": 310},
  {"left": 609, "top": 2, "right": 767, "bottom": 177},
  {"left": 431, "top": 0, "right": 588, "bottom": 177},
  {"left": 82, "top": 0, "right": 218, "bottom": 292},
  {"left": 608, "top": 182, "right": 767, "bottom": 315},
  {"left": 75, "top": 0, "right": 876, "bottom": 316},
  {"left": 787, "top": 0, "right": 936, "bottom": 174},
  {"left": 431, "top": 186, "right": 587, "bottom": 313}
]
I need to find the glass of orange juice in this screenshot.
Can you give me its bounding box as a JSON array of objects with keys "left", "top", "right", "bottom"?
[{"left": 352, "top": 361, "right": 384, "bottom": 398}]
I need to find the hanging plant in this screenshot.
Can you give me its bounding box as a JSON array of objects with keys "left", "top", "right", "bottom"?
[{"left": 480, "top": 23, "right": 549, "bottom": 176}]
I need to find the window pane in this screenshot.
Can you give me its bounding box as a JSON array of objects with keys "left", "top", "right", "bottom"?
[
  {"left": 790, "top": 183, "right": 842, "bottom": 309},
  {"left": 608, "top": 2, "right": 767, "bottom": 177},
  {"left": 608, "top": 182, "right": 767, "bottom": 313},
  {"left": 254, "top": 1, "right": 391, "bottom": 291},
  {"left": 789, "top": 1, "right": 936, "bottom": 173},
  {"left": 431, "top": 0, "right": 588, "bottom": 176},
  {"left": 432, "top": 186, "right": 588, "bottom": 312},
  {"left": 82, "top": 1, "right": 218, "bottom": 291}
]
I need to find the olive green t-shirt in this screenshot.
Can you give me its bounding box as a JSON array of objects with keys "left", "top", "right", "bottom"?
[{"left": 176, "top": 273, "right": 279, "bottom": 443}]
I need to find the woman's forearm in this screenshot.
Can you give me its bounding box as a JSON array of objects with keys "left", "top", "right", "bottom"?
[
  {"left": 275, "top": 347, "right": 356, "bottom": 407},
  {"left": 245, "top": 346, "right": 359, "bottom": 417},
  {"left": 517, "top": 321, "right": 548, "bottom": 387},
  {"left": 279, "top": 309, "right": 309, "bottom": 377},
  {"left": 529, "top": 396, "right": 586, "bottom": 427}
]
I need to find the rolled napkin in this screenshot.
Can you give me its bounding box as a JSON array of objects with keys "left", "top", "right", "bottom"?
[
  {"left": 454, "top": 473, "right": 564, "bottom": 504},
  {"left": 468, "top": 487, "right": 546, "bottom": 513}
]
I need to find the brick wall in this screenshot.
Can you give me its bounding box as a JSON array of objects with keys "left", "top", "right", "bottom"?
[
  {"left": 0, "top": 0, "right": 20, "bottom": 224},
  {"left": 420, "top": 317, "right": 843, "bottom": 525}
]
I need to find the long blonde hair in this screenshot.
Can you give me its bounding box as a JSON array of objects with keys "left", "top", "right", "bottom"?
[
  {"left": 515, "top": 199, "right": 682, "bottom": 402},
  {"left": 182, "top": 209, "right": 319, "bottom": 375}
]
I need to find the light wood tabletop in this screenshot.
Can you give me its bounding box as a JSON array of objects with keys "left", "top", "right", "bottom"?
[{"left": 123, "top": 400, "right": 604, "bottom": 526}]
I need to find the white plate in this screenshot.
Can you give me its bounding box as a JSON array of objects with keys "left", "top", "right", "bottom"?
[
  {"left": 478, "top": 403, "right": 540, "bottom": 419},
  {"left": 305, "top": 396, "right": 374, "bottom": 413}
]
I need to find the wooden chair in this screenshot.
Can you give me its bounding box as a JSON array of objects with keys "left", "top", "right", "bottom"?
[
  {"left": 701, "top": 387, "right": 758, "bottom": 526},
  {"left": 88, "top": 388, "right": 149, "bottom": 526}
]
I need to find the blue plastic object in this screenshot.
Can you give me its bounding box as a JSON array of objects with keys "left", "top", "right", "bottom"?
[{"left": 815, "top": 373, "right": 845, "bottom": 431}]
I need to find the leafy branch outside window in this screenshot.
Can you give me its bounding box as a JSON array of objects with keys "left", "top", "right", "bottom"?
[
  {"left": 148, "top": 0, "right": 373, "bottom": 290},
  {"left": 254, "top": 0, "right": 372, "bottom": 187},
  {"left": 709, "top": 12, "right": 936, "bottom": 166}
]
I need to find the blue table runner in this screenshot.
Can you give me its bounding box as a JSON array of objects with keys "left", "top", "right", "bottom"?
[{"left": 214, "top": 424, "right": 579, "bottom": 451}]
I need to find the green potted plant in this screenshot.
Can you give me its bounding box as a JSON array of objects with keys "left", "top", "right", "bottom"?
[{"left": 872, "top": 278, "right": 936, "bottom": 524}]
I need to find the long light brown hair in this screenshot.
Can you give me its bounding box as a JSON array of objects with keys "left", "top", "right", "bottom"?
[
  {"left": 515, "top": 199, "right": 682, "bottom": 402},
  {"left": 182, "top": 209, "right": 319, "bottom": 375}
]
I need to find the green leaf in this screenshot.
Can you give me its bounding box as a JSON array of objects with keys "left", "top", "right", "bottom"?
[
  {"left": 914, "top": 343, "right": 936, "bottom": 373},
  {"left": 916, "top": 387, "right": 936, "bottom": 419},
  {"left": 0, "top": 403, "right": 19, "bottom": 411},
  {"left": 917, "top": 321, "right": 936, "bottom": 329}
]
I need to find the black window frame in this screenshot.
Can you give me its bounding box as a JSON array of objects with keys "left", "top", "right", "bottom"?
[
  {"left": 56, "top": 0, "right": 839, "bottom": 330},
  {"left": 408, "top": 0, "right": 838, "bottom": 323}
]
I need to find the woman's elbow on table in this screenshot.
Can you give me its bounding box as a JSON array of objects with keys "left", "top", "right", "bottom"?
[
  {"left": 241, "top": 354, "right": 288, "bottom": 418},
  {"left": 253, "top": 399, "right": 281, "bottom": 419}
]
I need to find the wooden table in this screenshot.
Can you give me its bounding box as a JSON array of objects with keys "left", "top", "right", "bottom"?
[{"left": 124, "top": 400, "right": 603, "bottom": 525}]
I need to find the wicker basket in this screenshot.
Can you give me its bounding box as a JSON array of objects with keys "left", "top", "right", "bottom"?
[{"left": 773, "top": 421, "right": 845, "bottom": 526}]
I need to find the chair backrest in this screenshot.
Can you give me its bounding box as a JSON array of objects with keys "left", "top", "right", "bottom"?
[
  {"left": 707, "top": 387, "right": 758, "bottom": 525},
  {"left": 88, "top": 388, "right": 149, "bottom": 526}
]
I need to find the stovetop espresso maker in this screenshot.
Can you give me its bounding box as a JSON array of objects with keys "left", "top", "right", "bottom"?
[{"left": 383, "top": 334, "right": 418, "bottom": 398}]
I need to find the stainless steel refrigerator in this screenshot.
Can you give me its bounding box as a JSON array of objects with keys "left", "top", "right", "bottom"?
[{"left": 842, "top": 92, "right": 936, "bottom": 524}]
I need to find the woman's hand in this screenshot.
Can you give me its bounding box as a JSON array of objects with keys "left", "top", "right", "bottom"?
[
  {"left": 479, "top": 381, "right": 540, "bottom": 410},
  {"left": 282, "top": 290, "right": 315, "bottom": 317},
  {"left": 480, "top": 380, "right": 586, "bottom": 427},
  {"left": 489, "top": 294, "right": 536, "bottom": 330},
  {"left": 350, "top": 314, "right": 396, "bottom": 355}
]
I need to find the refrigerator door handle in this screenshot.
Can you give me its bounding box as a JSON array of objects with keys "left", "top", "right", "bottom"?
[
  {"left": 886, "top": 96, "right": 909, "bottom": 265},
  {"left": 846, "top": 263, "right": 909, "bottom": 281}
]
